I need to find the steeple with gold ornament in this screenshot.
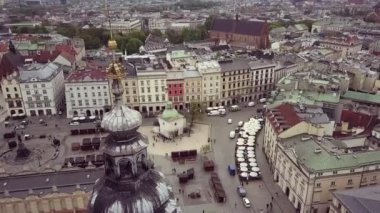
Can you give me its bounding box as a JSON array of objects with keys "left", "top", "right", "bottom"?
[{"left": 87, "top": 0, "right": 180, "bottom": 212}]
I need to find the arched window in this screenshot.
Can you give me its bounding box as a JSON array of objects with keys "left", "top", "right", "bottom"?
[{"left": 119, "top": 158, "right": 133, "bottom": 178}]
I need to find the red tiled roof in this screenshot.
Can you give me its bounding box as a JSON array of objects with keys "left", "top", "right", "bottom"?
[
  {"left": 58, "top": 50, "right": 76, "bottom": 64},
  {"left": 26, "top": 50, "right": 61, "bottom": 63},
  {"left": 265, "top": 103, "right": 301, "bottom": 134},
  {"left": 66, "top": 69, "right": 107, "bottom": 82},
  {"left": 0, "top": 51, "right": 24, "bottom": 80},
  {"left": 276, "top": 104, "right": 301, "bottom": 126},
  {"left": 333, "top": 110, "right": 379, "bottom": 138},
  {"left": 0, "top": 42, "right": 8, "bottom": 52},
  {"left": 211, "top": 18, "right": 268, "bottom": 36},
  {"left": 55, "top": 44, "right": 77, "bottom": 57}
]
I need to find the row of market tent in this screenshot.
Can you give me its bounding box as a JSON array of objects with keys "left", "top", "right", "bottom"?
[{"left": 234, "top": 118, "right": 263, "bottom": 181}]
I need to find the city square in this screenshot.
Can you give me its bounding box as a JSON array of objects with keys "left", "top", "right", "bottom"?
[{"left": 0, "top": 103, "right": 296, "bottom": 213}]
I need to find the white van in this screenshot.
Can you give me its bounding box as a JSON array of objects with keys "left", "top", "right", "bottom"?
[
  {"left": 208, "top": 110, "right": 220, "bottom": 116},
  {"left": 230, "top": 105, "right": 240, "bottom": 112},
  {"left": 259, "top": 98, "right": 267, "bottom": 103},
  {"left": 248, "top": 102, "right": 255, "bottom": 107},
  {"left": 218, "top": 108, "right": 226, "bottom": 116},
  {"left": 229, "top": 131, "right": 236, "bottom": 139}
]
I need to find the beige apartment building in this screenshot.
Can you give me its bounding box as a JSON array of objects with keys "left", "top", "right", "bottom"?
[
  {"left": 1, "top": 77, "right": 25, "bottom": 117},
  {"left": 196, "top": 60, "right": 221, "bottom": 107},
  {"left": 319, "top": 35, "right": 362, "bottom": 59},
  {"left": 264, "top": 103, "right": 334, "bottom": 168},
  {"left": 183, "top": 70, "right": 202, "bottom": 108},
  {"left": 0, "top": 191, "right": 89, "bottom": 213},
  {"left": 219, "top": 59, "right": 251, "bottom": 105},
  {"left": 121, "top": 64, "right": 140, "bottom": 111},
  {"left": 275, "top": 134, "right": 380, "bottom": 213}
]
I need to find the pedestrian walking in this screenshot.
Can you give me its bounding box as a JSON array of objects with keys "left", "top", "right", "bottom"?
[
  {"left": 234, "top": 202, "right": 237, "bottom": 208},
  {"left": 271, "top": 196, "right": 274, "bottom": 201},
  {"left": 266, "top": 203, "right": 269, "bottom": 209},
  {"left": 270, "top": 202, "right": 273, "bottom": 209}
]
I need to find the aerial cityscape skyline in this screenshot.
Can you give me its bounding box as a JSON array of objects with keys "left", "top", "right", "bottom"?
[{"left": 0, "top": 0, "right": 379, "bottom": 213}]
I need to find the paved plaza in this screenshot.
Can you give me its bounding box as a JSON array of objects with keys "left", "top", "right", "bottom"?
[{"left": 0, "top": 105, "right": 296, "bottom": 213}]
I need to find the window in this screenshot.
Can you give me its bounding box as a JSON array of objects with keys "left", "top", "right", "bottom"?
[
  {"left": 104, "top": 92, "right": 107, "bottom": 96},
  {"left": 155, "top": 86, "right": 158, "bottom": 92},
  {"left": 317, "top": 172, "right": 323, "bottom": 176},
  {"left": 36, "top": 103, "right": 42, "bottom": 108},
  {"left": 140, "top": 81, "right": 144, "bottom": 86},
  {"left": 331, "top": 181, "right": 336, "bottom": 186},
  {"left": 141, "top": 96, "right": 145, "bottom": 102},
  {"left": 148, "top": 95, "right": 152, "bottom": 102},
  {"left": 44, "top": 96, "right": 48, "bottom": 100},
  {"left": 13, "top": 87, "right": 17, "bottom": 92},
  {"left": 78, "top": 100, "right": 82, "bottom": 106},
  {"left": 26, "top": 91, "right": 31, "bottom": 95},
  {"left": 15, "top": 94, "right": 19, "bottom": 98},
  {"left": 42, "top": 90, "right": 47, "bottom": 94},
  {"left": 133, "top": 89, "right": 136, "bottom": 94},
  {"left": 373, "top": 175, "right": 377, "bottom": 181},
  {"left": 41, "top": 84, "right": 45, "bottom": 87},
  {"left": 92, "top": 99, "right": 97, "bottom": 105},
  {"left": 162, "top": 94, "right": 165, "bottom": 101},
  {"left": 156, "top": 95, "right": 159, "bottom": 101},
  {"left": 126, "top": 97, "right": 130, "bottom": 103},
  {"left": 45, "top": 102, "right": 50, "bottom": 107},
  {"left": 350, "top": 169, "right": 355, "bottom": 173},
  {"left": 92, "top": 92, "right": 95, "bottom": 96},
  {"left": 85, "top": 100, "right": 89, "bottom": 106},
  {"left": 104, "top": 99, "right": 109, "bottom": 105},
  {"left": 147, "top": 87, "right": 150, "bottom": 93},
  {"left": 84, "top": 93, "right": 88, "bottom": 98},
  {"left": 77, "top": 93, "right": 81, "bottom": 98},
  {"left": 141, "top": 88, "right": 145, "bottom": 93},
  {"left": 27, "top": 97, "right": 32, "bottom": 102},
  {"left": 98, "top": 92, "right": 101, "bottom": 96},
  {"left": 316, "top": 183, "right": 321, "bottom": 188},
  {"left": 5, "top": 87, "right": 9, "bottom": 92},
  {"left": 333, "top": 171, "right": 338, "bottom": 175},
  {"left": 347, "top": 179, "right": 353, "bottom": 185},
  {"left": 33, "top": 84, "right": 37, "bottom": 88},
  {"left": 7, "top": 94, "right": 11, "bottom": 99},
  {"left": 162, "top": 86, "right": 165, "bottom": 92}
]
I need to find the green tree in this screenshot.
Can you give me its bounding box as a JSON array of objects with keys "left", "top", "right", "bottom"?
[
  {"left": 166, "top": 29, "right": 183, "bottom": 44},
  {"left": 126, "top": 38, "right": 143, "bottom": 54},
  {"left": 204, "top": 15, "right": 215, "bottom": 30},
  {"left": 187, "top": 101, "right": 203, "bottom": 133},
  {"left": 150, "top": 29, "right": 163, "bottom": 37},
  {"left": 127, "top": 30, "right": 146, "bottom": 42}
]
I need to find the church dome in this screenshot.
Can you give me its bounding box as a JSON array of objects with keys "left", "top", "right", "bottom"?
[
  {"left": 161, "top": 102, "right": 183, "bottom": 121},
  {"left": 101, "top": 105, "right": 142, "bottom": 132},
  {"left": 88, "top": 171, "right": 176, "bottom": 213}
]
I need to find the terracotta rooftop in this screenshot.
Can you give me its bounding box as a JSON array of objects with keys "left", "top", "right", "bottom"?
[
  {"left": 66, "top": 69, "right": 107, "bottom": 82},
  {"left": 26, "top": 50, "right": 60, "bottom": 63},
  {"left": 55, "top": 44, "right": 77, "bottom": 57},
  {"left": 210, "top": 18, "right": 267, "bottom": 36},
  {"left": 333, "top": 110, "right": 379, "bottom": 138},
  {"left": 0, "top": 49, "right": 24, "bottom": 80},
  {"left": 266, "top": 103, "right": 301, "bottom": 134}
]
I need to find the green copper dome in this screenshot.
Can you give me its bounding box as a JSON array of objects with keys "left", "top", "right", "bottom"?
[{"left": 161, "top": 102, "right": 183, "bottom": 121}]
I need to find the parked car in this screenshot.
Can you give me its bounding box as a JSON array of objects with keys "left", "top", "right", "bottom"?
[
  {"left": 227, "top": 118, "right": 232, "bottom": 124},
  {"left": 228, "top": 164, "right": 236, "bottom": 176},
  {"left": 237, "top": 186, "right": 247, "bottom": 197},
  {"left": 259, "top": 98, "right": 267, "bottom": 103},
  {"left": 242, "top": 197, "right": 251, "bottom": 208},
  {"left": 219, "top": 108, "right": 226, "bottom": 116},
  {"left": 70, "top": 122, "right": 80, "bottom": 126},
  {"left": 208, "top": 110, "right": 220, "bottom": 116},
  {"left": 229, "top": 105, "right": 240, "bottom": 112},
  {"left": 229, "top": 131, "right": 236, "bottom": 139},
  {"left": 238, "top": 121, "right": 244, "bottom": 127},
  {"left": 247, "top": 102, "right": 255, "bottom": 107}
]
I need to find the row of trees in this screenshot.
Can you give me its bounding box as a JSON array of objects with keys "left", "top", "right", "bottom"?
[
  {"left": 165, "top": 16, "right": 214, "bottom": 44},
  {"left": 56, "top": 24, "right": 146, "bottom": 53},
  {"left": 11, "top": 26, "right": 49, "bottom": 34}
]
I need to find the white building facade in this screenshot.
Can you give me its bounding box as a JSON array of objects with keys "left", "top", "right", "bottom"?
[
  {"left": 19, "top": 63, "right": 65, "bottom": 116},
  {"left": 197, "top": 60, "right": 222, "bottom": 107},
  {"left": 65, "top": 70, "right": 111, "bottom": 118}
]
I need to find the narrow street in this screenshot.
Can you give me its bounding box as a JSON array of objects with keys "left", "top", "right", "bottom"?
[{"left": 207, "top": 106, "right": 296, "bottom": 213}]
